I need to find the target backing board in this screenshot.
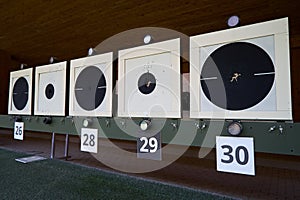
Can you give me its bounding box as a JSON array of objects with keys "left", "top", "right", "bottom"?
[
  {"left": 8, "top": 68, "right": 33, "bottom": 115},
  {"left": 118, "top": 38, "right": 181, "bottom": 118},
  {"left": 190, "top": 18, "right": 292, "bottom": 120},
  {"left": 34, "top": 61, "right": 67, "bottom": 116},
  {"left": 69, "top": 52, "right": 113, "bottom": 116}
]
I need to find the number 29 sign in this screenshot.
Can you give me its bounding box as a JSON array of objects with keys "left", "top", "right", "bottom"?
[
  {"left": 137, "top": 132, "right": 161, "bottom": 161},
  {"left": 216, "top": 136, "right": 255, "bottom": 176}
]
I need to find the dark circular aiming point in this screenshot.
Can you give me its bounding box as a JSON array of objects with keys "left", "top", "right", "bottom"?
[
  {"left": 12, "top": 77, "right": 29, "bottom": 110},
  {"left": 45, "top": 84, "right": 55, "bottom": 99},
  {"left": 201, "top": 42, "right": 275, "bottom": 111},
  {"left": 75, "top": 66, "right": 107, "bottom": 111},
  {"left": 138, "top": 72, "right": 156, "bottom": 95}
]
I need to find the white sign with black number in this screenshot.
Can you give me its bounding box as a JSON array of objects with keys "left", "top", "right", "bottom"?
[
  {"left": 137, "top": 132, "right": 161, "bottom": 160},
  {"left": 14, "top": 122, "right": 24, "bottom": 140},
  {"left": 81, "top": 128, "right": 98, "bottom": 153},
  {"left": 216, "top": 136, "right": 255, "bottom": 176}
]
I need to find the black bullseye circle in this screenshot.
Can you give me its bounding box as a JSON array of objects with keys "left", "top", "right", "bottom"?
[
  {"left": 13, "top": 77, "right": 28, "bottom": 110},
  {"left": 138, "top": 72, "right": 156, "bottom": 95},
  {"left": 201, "top": 42, "right": 275, "bottom": 110},
  {"left": 75, "top": 66, "right": 107, "bottom": 111},
  {"left": 45, "top": 84, "right": 55, "bottom": 99}
]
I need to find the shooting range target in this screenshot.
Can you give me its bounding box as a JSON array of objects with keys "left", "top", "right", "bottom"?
[
  {"left": 190, "top": 18, "right": 292, "bottom": 120},
  {"left": 34, "top": 61, "right": 67, "bottom": 116},
  {"left": 69, "top": 52, "right": 113, "bottom": 116},
  {"left": 118, "top": 38, "right": 181, "bottom": 118},
  {"left": 8, "top": 68, "right": 33, "bottom": 115}
]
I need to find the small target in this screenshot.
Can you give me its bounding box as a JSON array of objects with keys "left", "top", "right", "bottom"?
[
  {"left": 13, "top": 77, "right": 29, "bottom": 110},
  {"left": 75, "top": 66, "right": 107, "bottom": 111},
  {"left": 45, "top": 84, "right": 55, "bottom": 99},
  {"left": 138, "top": 72, "right": 156, "bottom": 95}
]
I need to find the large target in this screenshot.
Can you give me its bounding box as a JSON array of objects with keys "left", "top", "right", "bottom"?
[
  {"left": 69, "top": 52, "right": 113, "bottom": 116},
  {"left": 118, "top": 38, "right": 181, "bottom": 118},
  {"left": 8, "top": 68, "right": 33, "bottom": 115},
  {"left": 34, "top": 62, "right": 67, "bottom": 116},
  {"left": 190, "top": 18, "right": 292, "bottom": 120}
]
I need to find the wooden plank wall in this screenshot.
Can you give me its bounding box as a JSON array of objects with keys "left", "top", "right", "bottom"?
[{"left": 0, "top": 50, "right": 19, "bottom": 114}]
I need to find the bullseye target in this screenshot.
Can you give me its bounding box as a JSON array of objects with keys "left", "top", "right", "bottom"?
[
  {"left": 69, "top": 52, "right": 113, "bottom": 116},
  {"left": 190, "top": 18, "right": 292, "bottom": 120},
  {"left": 8, "top": 68, "right": 33, "bottom": 115},
  {"left": 34, "top": 61, "right": 67, "bottom": 116},
  {"left": 118, "top": 38, "right": 181, "bottom": 118}
]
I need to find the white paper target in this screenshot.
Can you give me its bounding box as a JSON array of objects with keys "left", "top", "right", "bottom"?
[
  {"left": 34, "top": 62, "right": 67, "bottom": 116},
  {"left": 190, "top": 18, "right": 292, "bottom": 120},
  {"left": 8, "top": 68, "right": 33, "bottom": 115},
  {"left": 118, "top": 38, "right": 181, "bottom": 118},
  {"left": 69, "top": 53, "right": 113, "bottom": 116}
]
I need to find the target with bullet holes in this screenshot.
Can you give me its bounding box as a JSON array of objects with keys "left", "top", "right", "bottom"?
[
  {"left": 69, "top": 52, "right": 113, "bottom": 116},
  {"left": 118, "top": 38, "right": 181, "bottom": 118},
  {"left": 8, "top": 68, "right": 33, "bottom": 115},
  {"left": 34, "top": 61, "right": 67, "bottom": 116}
]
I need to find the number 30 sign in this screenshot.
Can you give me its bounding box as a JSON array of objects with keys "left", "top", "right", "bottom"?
[{"left": 216, "top": 136, "right": 255, "bottom": 176}]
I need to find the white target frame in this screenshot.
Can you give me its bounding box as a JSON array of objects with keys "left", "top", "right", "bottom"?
[
  {"left": 118, "top": 38, "right": 181, "bottom": 118},
  {"left": 69, "top": 52, "right": 113, "bottom": 116},
  {"left": 190, "top": 18, "right": 292, "bottom": 120},
  {"left": 34, "top": 61, "right": 67, "bottom": 116},
  {"left": 8, "top": 68, "right": 33, "bottom": 115}
]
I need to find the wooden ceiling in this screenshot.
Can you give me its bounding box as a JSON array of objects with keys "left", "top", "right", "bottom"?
[
  {"left": 0, "top": 0, "right": 300, "bottom": 120},
  {"left": 0, "top": 0, "right": 300, "bottom": 67}
]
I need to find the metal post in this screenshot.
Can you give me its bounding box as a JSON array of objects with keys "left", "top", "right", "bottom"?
[
  {"left": 64, "top": 134, "right": 69, "bottom": 160},
  {"left": 50, "top": 132, "right": 55, "bottom": 159}
]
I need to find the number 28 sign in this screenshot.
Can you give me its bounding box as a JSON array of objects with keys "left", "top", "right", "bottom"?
[
  {"left": 216, "top": 136, "right": 255, "bottom": 176},
  {"left": 81, "top": 128, "right": 98, "bottom": 153}
]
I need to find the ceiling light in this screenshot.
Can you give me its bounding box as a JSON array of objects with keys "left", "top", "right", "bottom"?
[
  {"left": 143, "top": 35, "right": 152, "bottom": 44},
  {"left": 227, "top": 15, "right": 240, "bottom": 27},
  {"left": 88, "top": 48, "right": 94, "bottom": 56}
]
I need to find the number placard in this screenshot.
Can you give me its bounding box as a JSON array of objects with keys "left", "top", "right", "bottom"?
[
  {"left": 81, "top": 128, "right": 98, "bottom": 153},
  {"left": 137, "top": 132, "right": 161, "bottom": 160},
  {"left": 216, "top": 136, "right": 255, "bottom": 176},
  {"left": 14, "top": 122, "right": 24, "bottom": 140}
]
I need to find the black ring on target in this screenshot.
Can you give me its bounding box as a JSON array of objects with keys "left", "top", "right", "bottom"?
[
  {"left": 75, "top": 66, "right": 107, "bottom": 111},
  {"left": 45, "top": 84, "right": 55, "bottom": 99},
  {"left": 12, "top": 77, "right": 29, "bottom": 110},
  {"left": 138, "top": 72, "right": 156, "bottom": 95},
  {"left": 200, "top": 42, "right": 275, "bottom": 111}
]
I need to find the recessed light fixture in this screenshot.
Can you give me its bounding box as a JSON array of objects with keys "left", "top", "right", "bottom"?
[
  {"left": 83, "top": 118, "right": 93, "bottom": 127},
  {"left": 227, "top": 15, "right": 240, "bottom": 27},
  {"left": 140, "top": 119, "right": 151, "bottom": 131},
  {"left": 227, "top": 121, "right": 243, "bottom": 136},
  {"left": 43, "top": 117, "right": 52, "bottom": 124}
]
